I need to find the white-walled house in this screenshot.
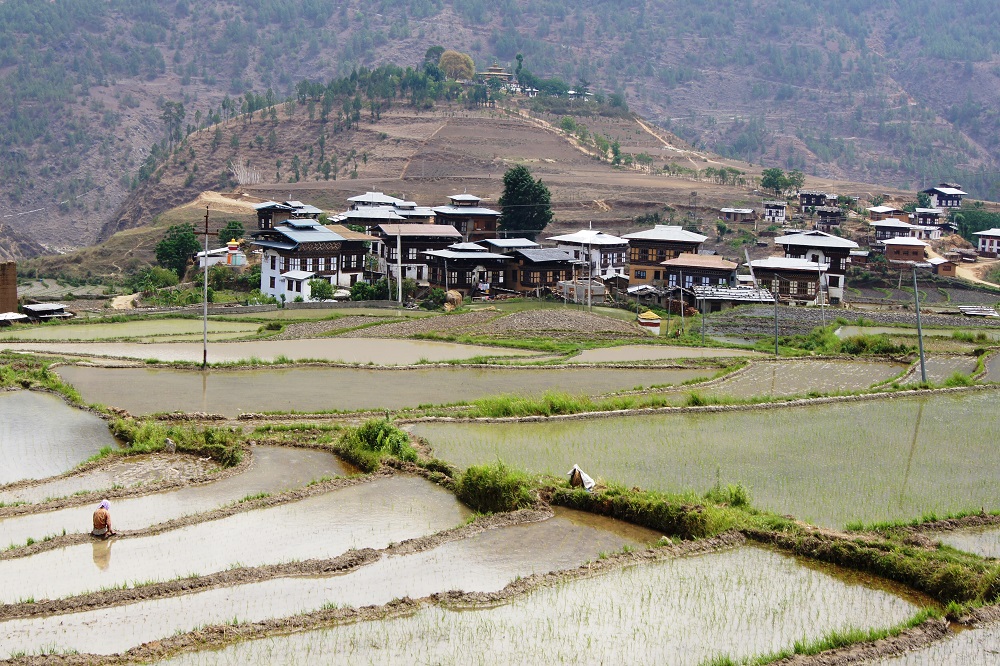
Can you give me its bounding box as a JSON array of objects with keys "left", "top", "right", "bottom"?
[
  {"left": 975, "top": 228, "right": 1000, "bottom": 257},
  {"left": 546, "top": 229, "right": 629, "bottom": 279},
  {"left": 774, "top": 230, "right": 858, "bottom": 304}
]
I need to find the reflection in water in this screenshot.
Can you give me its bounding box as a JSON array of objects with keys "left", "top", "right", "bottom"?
[
  {"left": 91, "top": 539, "right": 112, "bottom": 571},
  {"left": 898, "top": 401, "right": 925, "bottom": 510}
]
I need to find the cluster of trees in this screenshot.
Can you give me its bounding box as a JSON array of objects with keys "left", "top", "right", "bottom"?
[{"left": 760, "top": 168, "right": 806, "bottom": 196}]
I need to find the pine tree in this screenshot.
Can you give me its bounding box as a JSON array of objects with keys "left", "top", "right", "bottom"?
[{"left": 498, "top": 165, "right": 553, "bottom": 240}]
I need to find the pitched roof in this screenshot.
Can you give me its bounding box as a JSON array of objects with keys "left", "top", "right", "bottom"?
[
  {"left": 547, "top": 229, "right": 628, "bottom": 245},
  {"left": 660, "top": 254, "right": 738, "bottom": 270},
  {"left": 481, "top": 238, "right": 539, "bottom": 249},
  {"left": 750, "top": 257, "right": 824, "bottom": 271},
  {"left": 868, "top": 205, "right": 904, "bottom": 214},
  {"left": 774, "top": 230, "right": 858, "bottom": 249},
  {"left": 323, "top": 224, "right": 378, "bottom": 241},
  {"left": 623, "top": 225, "right": 707, "bottom": 243},
  {"left": 914, "top": 208, "right": 944, "bottom": 215},
  {"left": 448, "top": 242, "right": 487, "bottom": 251},
  {"left": 869, "top": 218, "right": 916, "bottom": 228},
  {"left": 881, "top": 237, "right": 928, "bottom": 246},
  {"left": 448, "top": 194, "right": 482, "bottom": 203},
  {"left": 377, "top": 224, "right": 462, "bottom": 238},
  {"left": 424, "top": 249, "right": 510, "bottom": 260},
  {"left": 720, "top": 208, "right": 755, "bottom": 214},
  {"left": 348, "top": 191, "right": 406, "bottom": 206},
  {"left": 922, "top": 186, "right": 967, "bottom": 196},
  {"left": 432, "top": 205, "right": 500, "bottom": 216},
  {"left": 691, "top": 285, "right": 775, "bottom": 302},
  {"left": 515, "top": 248, "right": 579, "bottom": 263},
  {"left": 281, "top": 270, "right": 316, "bottom": 280},
  {"left": 973, "top": 228, "right": 1000, "bottom": 236}
]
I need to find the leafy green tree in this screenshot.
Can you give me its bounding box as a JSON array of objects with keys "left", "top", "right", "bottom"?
[
  {"left": 308, "top": 278, "right": 334, "bottom": 301},
  {"left": 217, "top": 220, "right": 245, "bottom": 244},
  {"left": 610, "top": 139, "right": 622, "bottom": 165},
  {"left": 786, "top": 169, "right": 805, "bottom": 191},
  {"left": 126, "top": 266, "right": 179, "bottom": 293},
  {"left": 761, "top": 167, "right": 789, "bottom": 194},
  {"left": 498, "top": 165, "right": 554, "bottom": 240},
  {"left": 439, "top": 50, "right": 475, "bottom": 80},
  {"left": 917, "top": 192, "right": 932, "bottom": 208},
  {"left": 155, "top": 223, "right": 201, "bottom": 278},
  {"left": 350, "top": 281, "right": 375, "bottom": 301}
]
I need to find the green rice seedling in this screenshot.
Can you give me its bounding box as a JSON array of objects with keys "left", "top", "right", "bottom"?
[{"left": 455, "top": 460, "right": 534, "bottom": 513}]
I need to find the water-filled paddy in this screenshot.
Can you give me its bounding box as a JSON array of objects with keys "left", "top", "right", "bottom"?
[
  {"left": 903, "top": 355, "right": 979, "bottom": 385},
  {"left": 0, "top": 508, "right": 658, "bottom": 657},
  {"left": 0, "top": 320, "right": 259, "bottom": 341},
  {"left": 571, "top": 344, "right": 760, "bottom": 363},
  {"left": 985, "top": 353, "right": 1000, "bottom": 382},
  {"left": 156, "top": 547, "right": 921, "bottom": 666},
  {"left": 868, "top": 622, "right": 1000, "bottom": 664},
  {"left": 0, "top": 447, "right": 347, "bottom": 548},
  {"left": 938, "top": 527, "right": 1000, "bottom": 558},
  {"left": 0, "top": 338, "right": 534, "bottom": 364},
  {"left": 837, "top": 325, "right": 1000, "bottom": 340},
  {"left": 702, "top": 360, "right": 904, "bottom": 398},
  {"left": 413, "top": 390, "right": 1000, "bottom": 527},
  {"left": 0, "top": 476, "right": 467, "bottom": 604},
  {"left": 0, "top": 392, "right": 117, "bottom": 486},
  {"left": 55, "top": 365, "right": 713, "bottom": 416}
]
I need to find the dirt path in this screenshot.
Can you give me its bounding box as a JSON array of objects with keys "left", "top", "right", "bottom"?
[
  {"left": 109, "top": 293, "right": 138, "bottom": 309},
  {"left": 955, "top": 258, "right": 1000, "bottom": 287}
]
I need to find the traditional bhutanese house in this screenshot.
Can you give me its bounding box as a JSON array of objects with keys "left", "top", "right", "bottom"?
[
  {"left": 749, "top": 258, "right": 825, "bottom": 305},
  {"left": 23, "top": 302, "right": 73, "bottom": 321},
  {"left": 622, "top": 225, "right": 707, "bottom": 286},
  {"left": 479, "top": 238, "right": 539, "bottom": 255},
  {"left": 774, "top": 230, "right": 858, "bottom": 304},
  {"left": 798, "top": 190, "right": 829, "bottom": 209},
  {"left": 347, "top": 191, "right": 406, "bottom": 209},
  {"left": 762, "top": 201, "right": 788, "bottom": 226},
  {"left": 867, "top": 205, "right": 906, "bottom": 222},
  {"left": 927, "top": 256, "right": 958, "bottom": 277},
  {"left": 423, "top": 243, "right": 511, "bottom": 297},
  {"left": 882, "top": 237, "right": 928, "bottom": 263},
  {"left": 391, "top": 201, "right": 436, "bottom": 223},
  {"left": 719, "top": 208, "right": 756, "bottom": 224},
  {"left": 253, "top": 218, "right": 359, "bottom": 302},
  {"left": 375, "top": 224, "right": 463, "bottom": 285},
  {"left": 547, "top": 229, "right": 629, "bottom": 280},
  {"left": 850, "top": 249, "right": 870, "bottom": 265},
  {"left": 322, "top": 224, "right": 380, "bottom": 285},
  {"left": 691, "top": 285, "right": 775, "bottom": 313},
  {"left": 812, "top": 206, "right": 844, "bottom": 232},
  {"left": 254, "top": 200, "right": 324, "bottom": 230},
  {"left": 333, "top": 207, "right": 406, "bottom": 235},
  {"left": 477, "top": 63, "right": 513, "bottom": 84},
  {"left": 432, "top": 194, "right": 500, "bottom": 242},
  {"left": 913, "top": 208, "right": 944, "bottom": 227},
  {"left": 920, "top": 183, "right": 966, "bottom": 209},
  {"left": 660, "top": 254, "right": 739, "bottom": 305},
  {"left": 509, "top": 248, "right": 581, "bottom": 295},
  {"left": 974, "top": 228, "right": 1000, "bottom": 257},
  {"left": 909, "top": 224, "right": 941, "bottom": 241}
]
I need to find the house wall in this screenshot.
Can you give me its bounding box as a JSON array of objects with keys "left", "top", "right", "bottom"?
[
  {"left": 554, "top": 242, "right": 628, "bottom": 279},
  {"left": 509, "top": 262, "right": 575, "bottom": 294},
  {"left": 933, "top": 262, "right": 957, "bottom": 277},
  {"left": 0, "top": 261, "right": 16, "bottom": 313},
  {"left": 627, "top": 240, "right": 699, "bottom": 285},
  {"left": 754, "top": 269, "right": 821, "bottom": 304},
  {"left": 434, "top": 213, "right": 498, "bottom": 242},
  {"left": 885, "top": 245, "right": 927, "bottom": 262},
  {"left": 977, "top": 235, "right": 1000, "bottom": 257}
]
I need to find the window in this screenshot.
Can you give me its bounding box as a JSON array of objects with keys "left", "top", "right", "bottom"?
[
  {"left": 653, "top": 271, "right": 661, "bottom": 280},
  {"left": 630, "top": 247, "right": 640, "bottom": 262},
  {"left": 269, "top": 276, "right": 275, "bottom": 289},
  {"left": 407, "top": 248, "right": 417, "bottom": 260},
  {"left": 828, "top": 275, "right": 840, "bottom": 287},
  {"left": 270, "top": 256, "right": 276, "bottom": 270},
  {"left": 807, "top": 281, "right": 817, "bottom": 295},
  {"left": 530, "top": 271, "right": 540, "bottom": 284},
  {"left": 305, "top": 258, "right": 313, "bottom": 271},
  {"left": 668, "top": 274, "right": 677, "bottom": 287},
  {"left": 718, "top": 277, "right": 726, "bottom": 285},
  {"left": 789, "top": 281, "right": 798, "bottom": 295},
  {"left": 701, "top": 276, "right": 710, "bottom": 285},
  {"left": 388, "top": 248, "right": 397, "bottom": 260},
  {"left": 416, "top": 266, "right": 423, "bottom": 279},
  {"left": 684, "top": 275, "right": 693, "bottom": 288},
  {"left": 282, "top": 257, "right": 289, "bottom": 271},
  {"left": 635, "top": 270, "right": 647, "bottom": 279},
  {"left": 771, "top": 278, "right": 779, "bottom": 293},
  {"left": 291, "top": 258, "right": 300, "bottom": 270},
  {"left": 449, "top": 271, "right": 459, "bottom": 285}
]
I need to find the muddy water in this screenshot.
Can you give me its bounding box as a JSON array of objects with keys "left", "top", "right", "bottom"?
[
  {"left": 0, "top": 447, "right": 346, "bottom": 548},
  {"left": 985, "top": 354, "right": 1000, "bottom": 382},
  {"left": 0, "top": 320, "right": 259, "bottom": 341},
  {"left": 414, "top": 390, "right": 1000, "bottom": 528},
  {"left": 571, "top": 344, "right": 760, "bottom": 363},
  {"left": 156, "top": 547, "right": 920, "bottom": 666},
  {"left": 0, "top": 508, "right": 659, "bottom": 656},
  {"left": 837, "top": 325, "right": 1000, "bottom": 341},
  {"left": 904, "top": 355, "right": 980, "bottom": 385},
  {"left": 869, "top": 622, "right": 1000, "bottom": 664},
  {"left": 938, "top": 527, "right": 1000, "bottom": 558},
  {"left": 0, "top": 476, "right": 467, "bottom": 604},
  {"left": 0, "top": 339, "right": 534, "bottom": 364},
  {"left": 0, "top": 392, "right": 117, "bottom": 486},
  {"left": 0, "top": 454, "right": 217, "bottom": 506},
  {"left": 55, "top": 365, "right": 711, "bottom": 416},
  {"left": 703, "top": 359, "right": 905, "bottom": 397}
]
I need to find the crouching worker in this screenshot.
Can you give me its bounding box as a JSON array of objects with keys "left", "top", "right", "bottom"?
[
  {"left": 567, "top": 464, "right": 596, "bottom": 493},
  {"left": 92, "top": 499, "right": 116, "bottom": 539}
]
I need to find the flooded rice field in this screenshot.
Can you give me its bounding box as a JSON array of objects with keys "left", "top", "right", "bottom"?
[
  {"left": 702, "top": 360, "right": 905, "bottom": 398},
  {"left": 156, "top": 547, "right": 921, "bottom": 666},
  {"left": 55, "top": 365, "right": 712, "bottom": 416},
  {"left": 0, "top": 476, "right": 468, "bottom": 604},
  {"left": 0, "top": 447, "right": 347, "bottom": 548},
  {"left": 0, "top": 391, "right": 117, "bottom": 486},
  {"left": 0, "top": 319, "right": 259, "bottom": 341},
  {"left": 837, "top": 325, "right": 1000, "bottom": 341},
  {"left": 571, "top": 344, "right": 761, "bottom": 363},
  {"left": 981, "top": 353, "right": 1000, "bottom": 382},
  {"left": 0, "top": 508, "right": 658, "bottom": 657},
  {"left": 0, "top": 338, "right": 534, "bottom": 364},
  {"left": 904, "top": 355, "right": 980, "bottom": 385},
  {"left": 0, "top": 453, "right": 218, "bottom": 505},
  {"left": 937, "top": 527, "right": 1000, "bottom": 558},
  {"left": 413, "top": 390, "right": 1000, "bottom": 528},
  {"left": 867, "top": 622, "right": 1000, "bottom": 664}
]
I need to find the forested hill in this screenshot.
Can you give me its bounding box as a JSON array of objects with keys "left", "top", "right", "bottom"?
[{"left": 3, "top": 0, "right": 1000, "bottom": 250}]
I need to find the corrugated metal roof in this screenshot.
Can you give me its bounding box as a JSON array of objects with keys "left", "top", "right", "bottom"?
[
  {"left": 23, "top": 303, "right": 68, "bottom": 312},
  {"left": 623, "top": 225, "right": 707, "bottom": 243},
  {"left": 516, "top": 248, "right": 578, "bottom": 263},
  {"left": 323, "top": 225, "right": 378, "bottom": 241},
  {"left": 348, "top": 191, "right": 405, "bottom": 206},
  {"left": 483, "top": 238, "right": 539, "bottom": 248},
  {"left": 251, "top": 240, "right": 297, "bottom": 251},
  {"left": 281, "top": 270, "right": 316, "bottom": 280},
  {"left": 774, "top": 231, "right": 858, "bottom": 249},
  {"left": 691, "top": 285, "right": 774, "bottom": 302},
  {"left": 448, "top": 242, "right": 487, "bottom": 251},
  {"left": 377, "top": 224, "right": 462, "bottom": 238},
  {"left": 924, "top": 186, "right": 967, "bottom": 196},
  {"left": 273, "top": 226, "right": 345, "bottom": 244},
  {"left": 424, "top": 250, "right": 510, "bottom": 260},
  {"left": 343, "top": 208, "right": 406, "bottom": 220},
  {"left": 448, "top": 194, "right": 482, "bottom": 202},
  {"left": 750, "top": 257, "right": 824, "bottom": 271},
  {"left": 973, "top": 228, "right": 1000, "bottom": 236},
  {"left": 881, "top": 237, "right": 928, "bottom": 246},
  {"left": 720, "top": 208, "right": 755, "bottom": 214},
  {"left": 0, "top": 312, "right": 28, "bottom": 321},
  {"left": 661, "top": 254, "right": 738, "bottom": 270},
  {"left": 432, "top": 205, "right": 500, "bottom": 216},
  {"left": 548, "top": 229, "right": 628, "bottom": 245}
]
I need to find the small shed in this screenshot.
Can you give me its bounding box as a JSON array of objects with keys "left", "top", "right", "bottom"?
[
  {"left": 0, "top": 312, "right": 28, "bottom": 326},
  {"left": 23, "top": 303, "right": 73, "bottom": 321}
]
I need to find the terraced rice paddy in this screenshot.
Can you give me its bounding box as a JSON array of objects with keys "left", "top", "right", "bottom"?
[
  {"left": 938, "top": 528, "right": 1000, "bottom": 558},
  {"left": 869, "top": 622, "right": 1000, "bottom": 664},
  {"left": 156, "top": 547, "right": 922, "bottom": 666},
  {"left": 982, "top": 353, "right": 1000, "bottom": 382},
  {"left": 0, "top": 319, "right": 260, "bottom": 341},
  {"left": 0, "top": 392, "right": 117, "bottom": 485},
  {"left": 413, "top": 390, "right": 1000, "bottom": 527},
  {"left": 903, "top": 355, "right": 979, "bottom": 385},
  {"left": 0, "top": 447, "right": 347, "bottom": 548},
  {"left": 0, "top": 476, "right": 467, "bottom": 604},
  {"left": 0, "top": 508, "right": 658, "bottom": 657},
  {"left": 0, "top": 338, "right": 534, "bottom": 364},
  {"left": 836, "top": 325, "right": 1000, "bottom": 341},
  {"left": 54, "top": 364, "right": 712, "bottom": 416},
  {"left": 571, "top": 344, "right": 761, "bottom": 363},
  {"left": 701, "top": 359, "right": 905, "bottom": 398}
]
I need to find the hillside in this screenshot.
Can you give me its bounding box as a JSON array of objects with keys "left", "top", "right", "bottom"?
[{"left": 3, "top": 0, "right": 1000, "bottom": 255}]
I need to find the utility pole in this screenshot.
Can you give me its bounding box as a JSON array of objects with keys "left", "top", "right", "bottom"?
[
  {"left": 201, "top": 206, "right": 210, "bottom": 369},
  {"left": 679, "top": 270, "right": 685, "bottom": 335},
  {"left": 396, "top": 230, "right": 403, "bottom": 307},
  {"left": 774, "top": 277, "right": 779, "bottom": 358},
  {"left": 701, "top": 291, "right": 707, "bottom": 346},
  {"left": 913, "top": 264, "right": 927, "bottom": 384}
]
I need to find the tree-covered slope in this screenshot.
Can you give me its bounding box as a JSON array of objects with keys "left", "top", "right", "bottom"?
[{"left": 3, "top": 0, "right": 1000, "bottom": 252}]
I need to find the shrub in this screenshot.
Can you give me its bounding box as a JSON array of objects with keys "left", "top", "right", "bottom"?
[
  {"left": 336, "top": 418, "right": 417, "bottom": 472},
  {"left": 455, "top": 461, "right": 534, "bottom": 513},
  {"left": 108, "top": 419, "right": 243, "bottom": 467}
]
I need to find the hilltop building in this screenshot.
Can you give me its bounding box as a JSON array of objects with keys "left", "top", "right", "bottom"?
[
  {"left": 762, "top": 201, "right": 788, "bottom": 226},
  {"left": 974, "top": 228, "right": 1000, "bottom": 257},
  {"left": 920, "top": 183, "right": 966, "bottom": 209},
  {"left": 254, "top": 200, "right": 323, "bottom": 231}
]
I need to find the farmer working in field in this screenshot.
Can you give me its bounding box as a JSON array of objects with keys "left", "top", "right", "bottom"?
[{"left": 92, "top": 499, "right": 115, "bottom": 539}]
